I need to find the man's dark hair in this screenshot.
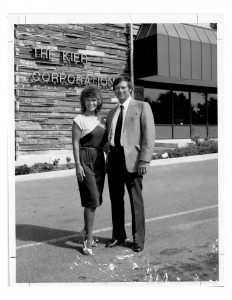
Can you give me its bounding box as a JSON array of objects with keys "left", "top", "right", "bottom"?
[{"left": 113, "top": 75, "right": 133, "bottom": 91}]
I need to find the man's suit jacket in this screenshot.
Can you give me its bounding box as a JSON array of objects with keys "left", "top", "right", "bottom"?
[{"left": 106, "top": 99, "right": 155, "bottom": 173}]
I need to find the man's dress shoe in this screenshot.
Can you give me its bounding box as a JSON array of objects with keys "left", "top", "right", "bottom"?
[
  {"left": 105, "top": 239, "right": 125, "bottom": 248},
  {"left": 132, "top": 244, "right": 144, "bottom": 252}
]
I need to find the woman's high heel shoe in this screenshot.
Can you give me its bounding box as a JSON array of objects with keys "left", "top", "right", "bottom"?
[
  {"left": 80, "top": 228, "right": 98, "bottom": 247},
  {"left": 91, "top": 239, "right": 98, "bottom": 247},
  {"left": 83, "top": 240, "right": 95, "bottom": 255}
]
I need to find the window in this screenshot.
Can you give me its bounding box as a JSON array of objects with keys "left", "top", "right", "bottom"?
[
  {"left": 173, "top": 91, "right": 190, "bottom": 124},
  {"left": 207, "top": 94, "right": 217, "bottom": 125},
  {"left": 144, "top": 88, "right": 172, "bottom": 124},
  {"left": 191, "top": 92, "right": 207, "bottom": 124}
]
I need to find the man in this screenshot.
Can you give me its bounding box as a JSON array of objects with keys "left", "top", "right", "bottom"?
[{"left": 105, "top": 76, "right": 155, "bottom": 252}]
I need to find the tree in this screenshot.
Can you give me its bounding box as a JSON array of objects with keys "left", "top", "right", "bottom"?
[{"left": 210, "top": 23, "right": 217, "bottom": 30}]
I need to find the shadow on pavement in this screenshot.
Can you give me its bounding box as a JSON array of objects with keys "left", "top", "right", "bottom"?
[
  {"left": 16, "top": 224, "right": 113, "bottom": 254},
  {"left": 16, "top": 224, "right": 219, "bottom": 282}
]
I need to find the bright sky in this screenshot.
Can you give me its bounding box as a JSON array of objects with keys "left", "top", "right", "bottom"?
[{"left": 193, "top": 23, "right": 212, "bottom": 28}]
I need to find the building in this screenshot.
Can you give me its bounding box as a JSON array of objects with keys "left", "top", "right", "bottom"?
[
  {"left": 134, "top": 24, "right": 217, "bottom": 140},
  {"left": 14, "top": 23, "right": 217, "bottom": 165}
]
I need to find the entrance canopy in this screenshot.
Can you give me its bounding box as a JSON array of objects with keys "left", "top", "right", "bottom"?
[{"left": 134, "top": 24, "right": 217, "bottom": 88}]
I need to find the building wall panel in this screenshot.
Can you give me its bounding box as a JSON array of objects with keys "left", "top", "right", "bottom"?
[
  {"left": 212, "top": 45, "right": 217, "bottom": 82},
  {"left": 155, "top": 126, "right": 172, "bottom": 139},
  {"left": 180, "top": 39, "right": 191, "bottom": 78},
  {"left": 173, "top": 125, "right": 190, "bottom": 138},
  {"left": 169, "top": 37, "right": 180, "bottom": 78},
  {"left": 15, "top": 23, "right": 132, "bottom": 155},
  {"left": 202, "top": 43, "right": 212, "bottom": 81},
  {"left": 191, "top": 41, "right": 202, "bottom": 80},
  {"left": 191, "top": 125, "right": 207, "bottom": 138},
  {"left": 157, "top": 35, "right": 169, "bottom": 76},
  {"left": 134, "top": 35, "right": 157, "bottom": 78},
  {"left": 208, "top": 126, "right": 218, "bottom": 138}
]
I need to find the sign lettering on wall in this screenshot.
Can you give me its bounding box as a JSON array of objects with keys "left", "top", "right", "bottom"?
[
  {"left": 31, "top": 72, "right": 115, "bottom": 88},
  {"left": 32, "top": 48, "right": 87, "bottom": 64},
  {"left": 31, "top": 47, "right": 114, "bottom": 88},
  {"left": 61, "top": 51, "right": 87, "bottom": 64}
]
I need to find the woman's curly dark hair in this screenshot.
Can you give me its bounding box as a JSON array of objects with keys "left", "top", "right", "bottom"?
[{"left": 80, "top": 85, "right": 103, "bottom": 114}]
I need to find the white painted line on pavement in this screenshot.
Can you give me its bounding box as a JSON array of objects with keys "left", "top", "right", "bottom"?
[
  {"left": 170, "top": 217, "right": 216, "bottom": 230},
  {"left": 16, "top": 204, "right": 218, "bottom": 250},
  {"left": 143, "top": 204, "right": 217, "bottom": 223}
]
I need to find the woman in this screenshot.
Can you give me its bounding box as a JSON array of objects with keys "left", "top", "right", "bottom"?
[{"left": 72, "top": 85, "right": 106, "bottom": 255}]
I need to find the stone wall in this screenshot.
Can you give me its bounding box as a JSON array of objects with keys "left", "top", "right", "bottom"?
[{"left": 15, "top": 23, "right": 140, "bottom": 156}]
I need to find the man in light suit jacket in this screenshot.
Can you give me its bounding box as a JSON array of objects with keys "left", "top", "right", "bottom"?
[{"left": 105, "top": 76, "right": 155, "bottom": 252}]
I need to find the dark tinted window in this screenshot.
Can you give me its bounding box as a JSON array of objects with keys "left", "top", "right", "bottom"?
[
  {"left": 144, "top": 88, "right": 172, "bottom": 124},
  {"left": 191, "top": 92, "right": 207, "bottom": 124},
  {"left": 208, "top": 94, "right": 217, "bottom": 125},
  {"left": 173, "top": 91, "right": 190, "bottom": 124}
]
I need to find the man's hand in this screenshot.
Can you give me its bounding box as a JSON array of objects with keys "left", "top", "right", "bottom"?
[{"left": 138, "top": 161, "right": 149, "bottom": 176}]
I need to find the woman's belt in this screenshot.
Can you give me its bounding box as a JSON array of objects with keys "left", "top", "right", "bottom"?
[{"left": 80, "top": 146, "right": 103, "bottom": 150}]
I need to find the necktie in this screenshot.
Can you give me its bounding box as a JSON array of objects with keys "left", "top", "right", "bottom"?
[{"left": 114, "top": 105, "right": 124, "bottom": 146}]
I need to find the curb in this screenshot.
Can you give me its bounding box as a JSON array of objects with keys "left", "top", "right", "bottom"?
[
  {"left": 15, "top": 153, "right": 218, "bottom": 182},
  {"left": 150, "top": 153, "right": 218, "bottom": 167}
]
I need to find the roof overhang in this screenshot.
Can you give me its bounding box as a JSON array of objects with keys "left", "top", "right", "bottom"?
[
  {"left": 134, "top": 24, "right": 217, "bottom": 88},
  {"left": 137, "top": 75, "right": 217, "bottom": 88}
]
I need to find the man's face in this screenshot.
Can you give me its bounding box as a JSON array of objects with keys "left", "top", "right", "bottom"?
[{"left": 114, "top": 80, "right": 131, "bottom": 103}]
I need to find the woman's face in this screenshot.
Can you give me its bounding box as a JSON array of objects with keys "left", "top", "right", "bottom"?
[{"left": 84, "top": 97, "right": 98, "bottom": 112}]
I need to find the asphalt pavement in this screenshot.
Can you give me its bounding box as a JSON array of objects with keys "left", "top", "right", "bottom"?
[{"left": 14, "top": 156, "right": 219, "bottom": 284}]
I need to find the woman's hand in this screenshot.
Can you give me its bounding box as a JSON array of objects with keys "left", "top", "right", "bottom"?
[{"left": 76, "top": 163, "right": 85, "bottom": 182}]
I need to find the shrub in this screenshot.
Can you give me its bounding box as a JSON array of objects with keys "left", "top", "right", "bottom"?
[
  {"left": 66, "top": 156, "right": 71, "bottom": 168},
  {"left": 167, "top": 145, "right": 199, "bottom": 158},
  {"left": 67, "top": 163, "right": 76, "bottom": 169},
  {"left": 167, "top": 138, "right": 218, "bottom": 158},
  {"left": 197, "top": 137, "right": 218, "bottom": 153},
  {"left": 53, "top": 158, "right": 60, "bottom": 168},
  {"left": 15, "top": 161, "right": 75, "bottom": 175},
  {"left": 29, "top": 162, "right": 55, "bottom": 173},
  {"left": 15, "top": 164, "right": 30, "bottom": 175}
]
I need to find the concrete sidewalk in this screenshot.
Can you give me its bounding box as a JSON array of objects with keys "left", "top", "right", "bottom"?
[{"left": 15, "top": 153, "right": 218, "bottom": 182}]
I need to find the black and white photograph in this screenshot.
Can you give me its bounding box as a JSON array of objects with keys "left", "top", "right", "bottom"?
[
  {"left": 11, "top": 18, "right": 220, "bottom": 284},
  {"left": 2, "top": 4, "right": 232, "bottom": 297}
]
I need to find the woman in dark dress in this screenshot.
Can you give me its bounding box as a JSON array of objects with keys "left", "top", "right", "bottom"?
[{"left": 72, "top": 86, "right": 106, "bottom": 255}]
